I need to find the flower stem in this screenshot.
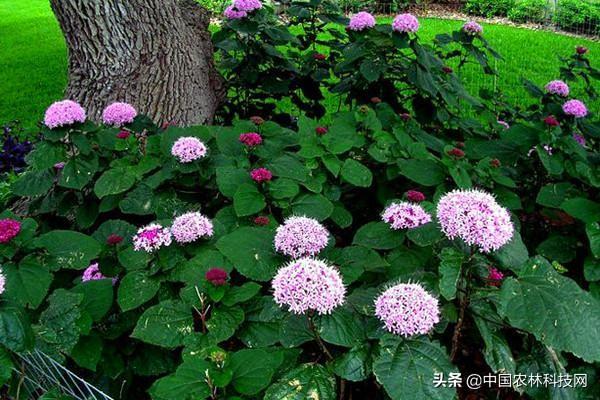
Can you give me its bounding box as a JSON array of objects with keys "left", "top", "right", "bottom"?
[{"left": 308, "top": 313, "right": 333, "bottom": 361}]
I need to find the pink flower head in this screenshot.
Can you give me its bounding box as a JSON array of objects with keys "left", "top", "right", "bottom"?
[
  {"left": 82, "top": 262, "right": 105, "bottom": 282},
  {"left": 562, "top": 100, "right": 588, "bottom": 118},
  {"left": 382, "top": 202, "right": 431, "bottom": 230},
  {"left": 171, "top": 211, "right": 213, "bottom": 244},
  {"left": 272, "top": 257, "right": 346, "bottom": 315},
  {"left": 44, "top": 100, "right": 86, "bottom": 129},
  {"left": 224, "top": 5, "right": 247, "bottom": 19},
  {"left": 545, "top": 80, "right": 570, "bottom": 97},
  {"left": 497, "top": 120, "right": 510, "bottom": 130},
  {"left": 239, "top": 132, "right": 263, "bottom": 147},
  {"left": 102, "top": 102, "right": 137, "bottom": 126},
  {"left": 250, "top": 167, "right": 272, "bottom": 183},
  {"left": 0, "top": 219, "right": 21, "bottom": 244},
  {"left": 462, "top": 21, "right": 483, "bottom": 35},
  {"left": 133, "top": 223, "right": 172, "bottom": 252},
  {"left": 487, "top": 266, "right": 504, "bottom": 286},
  {"left": 206, "top": 268, "right": 228, "bottom": 286},
  {"left": 274, "top": 216, "right": 329, "bottom": 258},
  {"left": 392, "top": 13, "right": 419, "bottom": 33},
  {"left": 232, "top": 0, "right": 262, "bottom": 12},
  {"left": 436, "top": 189, "right": 514, "bottom": 253},
  {"left": 406, "top": 190, "right": 426, "bottom": 202},
  {"left": 171, "top": 137, "right": 208, "bottom": 163},
  {"left": 0, "top": 269, "right": 5, "bottom": 294},
  {"left": 348, "top": 12, "right": 376, "bottom": 31},
  {"left": 53, "top": 162, "right": 65, "bottom": 170},
  {"left": 573, "top": 133, "right": 586, "bottom": 147},
  {"left": 375, "top": 282, "right": 440, "bottom": 337}
]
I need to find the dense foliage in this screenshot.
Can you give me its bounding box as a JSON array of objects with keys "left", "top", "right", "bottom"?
[{"left": 1, "top": 1, "right": 600, "bottom": 399}]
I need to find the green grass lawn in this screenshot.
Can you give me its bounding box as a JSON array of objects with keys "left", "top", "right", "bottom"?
[{"left": 0, "top": 0, "right": 598, "bottom": 129}]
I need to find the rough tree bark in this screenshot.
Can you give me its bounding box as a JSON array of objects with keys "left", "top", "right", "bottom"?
[{"left": 50, "top": 0, "right": 224, "bottom": 126}]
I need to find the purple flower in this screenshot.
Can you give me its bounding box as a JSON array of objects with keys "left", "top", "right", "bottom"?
[
  {"left": 0, "top": 219, "right": 21, "bottom": 244},
  {"left": 462, "top": 21, "right": 483, "bottom": 35},
  {"left": 0, "top": 269, "right": 5, "bottom": 294},
  {"left": 562, "top": 100, "right": 588, "bottom": 118},
  {"left": 232, "top": 0, "right": 262, "bottom": 12},
  {"left": 171, "top": 137, "right": 208, "bottom": 163},
  {"left": 375, "top": 283, "right": 440, "bottom": 337},
  {"left": 82, "top": 262, "right": 107, "bottom": 282},
  {"left": 272, "top": 258, "right": 346, "bottom": 315},
  {"left": 171, "top": 211, "right": 213, "bottom": 244},
  {"left": 497, "top": 120, "right": 510, "bottom": 130},
  {"left": 348, "top": 12, "right": 376, "bottom": 31},
  {"left": 274, "top": 216, "right": 329, "bottom": 258},
  {"left": 102, "top": 102, "right": 137, "bottom": 126},
  {"left": 133, "top": 223, "right": 172, "bottom": 252},
  {"left": 44, "top": 100, "right": 86, "bottom": 129},
  {"left": 250, "top": 167, "right": 272, "bottom": 183},
  {"left": 392, "top": 13, "right": 419, "bottom": 33},
  {"left": 382, "top": 202, "right": 431, "bottom": 230},
  {"left": 545, "top": 80, "right": 570, "bottom": 97},
  {"left": 239, "top": 132, "right": 263, "bottom": 147},
  {"left": 224, "top": 5, "right": 247, "bottom": 19},
  {"left": 573, "top": 133, "right": 586, "bottom": 147},
  {"left": 436, "top": 189, "right": 514, "bottom": 253}
]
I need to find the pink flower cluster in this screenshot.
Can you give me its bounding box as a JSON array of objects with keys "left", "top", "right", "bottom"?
[
  {"left": 348, "top": 12, "right": 376, "bottom": 31},
  {"left": 573, "top": 133, "right": 586, "bottom": 147},
  {"left": 233, "top": 0, "right": 262, "bottom": 12},
  {"left": 102, "top": 102, "right": 137, "bottom": 126},
  {"left": 0, "top": 219, "right": 21, "bottom": 244},
  {"left": 436, "top": 189, "right": 514, "bottom": 253},
  {"left": 274, "top": 216, "right": 329, "bottom": 258},
  {"left": 0, "top": 269, "right": 5, "bottom": 295},
  {"left": 44, "top": 100, "right": 86, "bottom": 129},
  {"left": 375, "top": 283, "right": 440, "bottom": 337},
  {"left": 133, "top": 223, "right": 172, "bottom": 252},
  {"left": 82, "top": 262, "right": 116, "bottom": 284},
  {"left": 251, "top": 167, "right": 272, "bottom": 183},
  {"left": 272, "top": 258, "right": 346, "bottom": 315},
  {"left": 171, "top": 212, "right": 214, "bottom": 244},
  {"left": 562, "top": 99, "right": 588, "bottom": 118},
  {"left": 171, "top": 137, "right": 207, "bottom": 163},
  {"left": 545, "top": 80, "right": 570, "bottom": 97},
  {"left": 382, "top": 202, "right": 431, "bottom": 230},
  {"left": 392, "top": 13, "right": 419, "bottom": 33},
  {"left": 462, "top": 21, "right": 483, "bottom": 35},
  {"left": 239, "top": 132, "right": 263, "bottom": 147},
  {"left": 224, "top": 6, "right": 247, "bottom": 19}
]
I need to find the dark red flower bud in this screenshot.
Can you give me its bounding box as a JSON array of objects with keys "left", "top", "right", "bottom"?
[
  {"left": 448, "top": 148, "right": 465, "bottom": 158},
  {"left": 370, "top": 97, "right": 382, "bottom": 104},
  {"left": 106, "top": 234, "right": 123, "bottom": 245},
  {"left": 250, "top": 116, "right": 265, "bottom": 125},
  {"left": 254, "top": 216, "right": 270, "bottom": 226},
  {"left": 205, "top": 268, "right": 228, "bottom": 286},
  {"left": 544, "top": 115, "right": 560, "bottom": 127},
  {"left": 442, "top": 66, "right": 453, "bottom": 73},
  {"left": 313, "top": 53, "right": 326, "bottom": 61},
  {"left": 399, "top": 113, "right": 411, "bottom": 121},
  {"left": 116, "top": 130, "right": 130, "bottom": 139},
  {"left": 315, "top": 126, "right": 328, "bottom": 135},
  {"left": 455, "top": 141, "right": 465, "bottom": 149},
  {"left": 576, "top": 46, "right": 588, "bottom": 55},
  {"left": 490, "top": 158, "right": 501, "bottom": 168},
  {"left": 406, "top": 190, "right": 426, "bottom": 202}
]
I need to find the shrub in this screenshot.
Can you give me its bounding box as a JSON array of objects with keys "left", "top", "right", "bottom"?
[
  {"left": 554, "top": 0, "right": 600, "bottom": 35},
  {"left": 465, "top": 0, "right": 515, "bottom": 17},
  {"left": 508, "top": 0, "right": 548, "bottom": 23},
  {"left": 1, "top": 2, "right": 600, "bottom": 400}
]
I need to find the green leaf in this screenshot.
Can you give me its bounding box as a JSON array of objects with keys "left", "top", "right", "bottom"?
[
  {"left": 586, "top": 222, "right": 600, "bottom": 259},
  {"left": 207, "top": 306, "right": 244, "bottom": 343},
  {"left": 216, "top": 166, "right": 253, "bottom": 198},
  {"left": 536, "top": 183, "right": 574, "bottom": 208},
  {"left": 340, "top": 159, "right": 373, "bottom": 187},
  {"left": 333, "top": 345, "right": 371, "bottom": 382},
  {"left": 222, "top": 283, "right": 262, "bottom": 307},
  {"left": 398, "top": 160, "right": 445, "bottom": 186},
  {"left": 353, "top": 222, "right": 405, "bottom": 250},
  {"left": 72, "top": 279, "right": 114, "bottom": 321},
  {"left": 149, "top": 358, "right": 211, "bottom": 400},
  {"left": 92, "top": 219, "right": 136, "bottom": 246},
  {"left": 34, "top": 230, "right": 101, "bottom": 270},
  {"left": 472, "top": 314, "right": 515, "bottom": 375},
  {"left": 71, "top": 335, "right": 103, "bottom": 371},
  {"left": 438, "top": 248, "right": 463, "bottom": 301},
  {"left": 498, "top": 257, "right": 600, "bottom": 362},
  {"left": 492, "top": 232, "right": 529, "bottom": 273},
  {"left": 12, "top": 169, "right": 54, "bottom": 197},
  {"left": 3, "top": 256, "right": 52, "bottom": 308},
  {"left": 561, "top": 198, "right": 600, "bottom": 223},
  {"left": 280, "top": 314, "right": 313, "bottom": 348},
  {"left": 0, "top": 304, "right": 34, "bottom": 352},
  {"left": 0, "top": 347, "right": 14, "bottom": 386},
  {"left": 316, "top": 307, "right": 365, "bottom": 347},
  {"left": 291, "top": 193, "right": 334, "bottom": 221},
  {"left": 584, "top": 257, "right": 600, "bottom": 282},
  {"left": 131, "top": 301, "right": 193, "bottom": 349},
  {"left": 373, "top": 336, "right": 457, "bottom": 400},
  {"left": 94, "top": 168, "right": 137, "bottom": 198},
  {"left": 58, "top": 156, "right": 99, "bottom": 190},
  {"left": 269, "top": 178, "right": 300, "bottom": 199},
  {"left": 264, "top": 364, "right": 336, "bottom": 400},
  {"left": 216, "top": 227, "right": 281, "bottom": 281},
  {"left": 406, "top": 223, "right": 442, "bottom": 247},
  {"left": 229, "top": 349, "right": 282, "bottom": 395},
  {"left": 268, "top": 154, "right": 309, "bottom": 182},
  {"left": 233, "top": 184, "right": 266, "bottom": 217},
  {"left": 37, "top": 289, "right": 84, "bottom": 354},
  {"left": 536, "top": 235, "right": 577, "bottom": 263},
  {"left": 118, "top": 271, "right": 160, "bottom": 311}
]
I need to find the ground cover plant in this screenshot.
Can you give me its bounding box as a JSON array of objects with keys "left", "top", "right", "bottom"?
[{"left": 0, "top": 1, "right": 600, "bottom": 399}]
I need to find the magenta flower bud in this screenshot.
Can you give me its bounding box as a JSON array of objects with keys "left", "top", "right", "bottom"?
[
  {"left": 0, "top": 219, "right": 21, "bottom": 243},
  {"left": 239, "top": 132, "right": 263, "bottom": 147},
  {"left": 406, "top": 190, "right": 426, "bottom": 202},
  {"left": 315, "top": 126, "right": 328, "bottom": 135},
  {"left": 106, "top": 234, "right": 123, "bottom": 246},
  {"left": 116, "top": 130, "right": 131, "bottom": 139},
  {"left": 544, "top": 115, "right": 560, "bottom": 126},
  {"left": 487, "top": 266, "right": 504, "bottom": 287},
  {"left": 250, "top": 168, "right": 272, "bottom": 183},
  {"left": 254, "top": 216, "right": 270, "bottom": 226},
  {"left": 206, "top": 268, "right": 228, "bottom": 286}
]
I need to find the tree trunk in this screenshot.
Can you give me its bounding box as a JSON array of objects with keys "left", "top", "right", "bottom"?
[{"left": 50, "top": 0, "right": 224, "bottom": 126}]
